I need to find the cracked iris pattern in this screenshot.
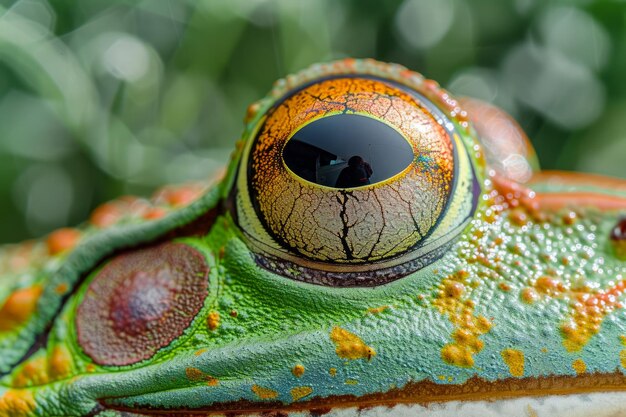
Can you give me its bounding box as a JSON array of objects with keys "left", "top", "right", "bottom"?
[{"left": 248, "top": 77, "right": 454, "bottom": 263}]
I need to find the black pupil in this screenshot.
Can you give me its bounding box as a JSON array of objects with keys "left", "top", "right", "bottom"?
[{"left": 282, "top": 114, "right": 414, "bottom": 188}]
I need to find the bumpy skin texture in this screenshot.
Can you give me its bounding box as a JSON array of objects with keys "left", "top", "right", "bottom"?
[{"left": 0, "top": 59, "right": 625, "bottom": 417}]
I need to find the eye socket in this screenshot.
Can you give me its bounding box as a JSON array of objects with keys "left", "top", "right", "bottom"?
[{"left": 236, "top": 63, "right": 483, "bottom": 286}]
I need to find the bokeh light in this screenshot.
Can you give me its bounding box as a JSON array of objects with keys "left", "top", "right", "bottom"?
[{"left": 0, "top": 0, "right": 625, "bottom": 243}]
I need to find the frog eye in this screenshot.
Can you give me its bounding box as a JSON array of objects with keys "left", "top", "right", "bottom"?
[{"left": 235, "top": 62, "right": 483, "bottom": 286}]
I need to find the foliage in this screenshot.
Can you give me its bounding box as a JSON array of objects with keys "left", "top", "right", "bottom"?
[{"left": 0, "top": 0, "right": 625, "bottom": 242}]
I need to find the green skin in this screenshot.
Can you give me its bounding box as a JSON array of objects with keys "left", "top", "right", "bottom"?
[{"left": 0, "top": 59, "right": 625, "bottom": 417}]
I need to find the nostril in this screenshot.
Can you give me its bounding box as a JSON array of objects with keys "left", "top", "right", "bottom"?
[{"left": 610, "top": 217, "right": 626, "bottom": 260}]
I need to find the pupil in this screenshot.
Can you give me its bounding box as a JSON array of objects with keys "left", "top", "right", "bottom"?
[{"left": 282, "top": 114, "right": 414, "bottom": 188}]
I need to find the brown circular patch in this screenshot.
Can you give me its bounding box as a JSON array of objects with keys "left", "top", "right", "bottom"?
[{"left": 76, "top": 242, "right": 209, "bottom": 366}]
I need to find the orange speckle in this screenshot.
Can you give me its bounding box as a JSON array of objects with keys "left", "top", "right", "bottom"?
[
  {"left": 185, "top": 367, "right": 218, "bottom": 386},
  {"left": 0, "top": 389, "right": 35, "bottom": 416},
  {"left": 330, "top": 327, "right": 376, "bottom": 361},
  {"left": 12, "top": 356, "right": 48, "bottom": 387},
  {"left": 563, "top": 211, "right": 577, "bottom": 225},
  {"left": 572, "top": 358, "right": 587, "bottom": 374},
  {"left": 158, "top": 186, "right": 203, "bottom": 208},
  {"left": 251, "top": 384, "right": 278, "bottom": 400},
  {"left": 185, "top": 367, "right": 204, "bottom": 382},
  {"left": 534, "top": 276, "right": 562, "bottom": 295},
  {"left": 499, "top": 282, "right": 511, "bottom": 291},
  {"left": 562, "top": 279, "right": 626, "bottom": 352},
  {"left": 229, "top": 310, "right": 238, "bottom": 318},
  {"left": 434, "top": 271, "right": 493, "bottom": 368},
  {"left": 194, "top": 348, "right": 207, "bottom": 356},
  {"left": 367, "top": 305, "right": 389, "bottom": 315},
  {"left": 48, "top": 346, "right": 72, "bottom": 381},
  {"left": 292, "top": 364, "right": 305, "bottom": 378},
  {"left": 85, "top": 364, "right": 96, "bottom": 373},
  {"left": 90, "top": 203, "right": 122, "bottom": 228},
  {"left": 444, "top": 281, "right": 465, "bottom": 299},
  {"left": 46, "top": 228, "right": 80, "bottom": 256},
  {"left": 329, "top": 368, "right": 337, "bottom": 377},
  {"left": 492, "top": 175, "right": 539, "bottom": 214},
  {"left": 501, "top": 348, "right": 524, "bottom": 377},
  {"left": 207, "top": 311, "right": 220, "bottom": 331},
  {"left": 441, "top": 344, "right": 473, "bottom": 367},
  {"left": 0, "top": 286, "right": 43, "bottom": 332},
  {"left": 54, "top": 283, "right": 69, "bottom": 295},
  {"left": 290, "top": 386, "right": 313, "bottom": 401},
  {"left": 509, "top": 209, "right": 528, "bottom": 227},
  {"left": 521, "top": 287, "right": 539, "bottom": 304},
  {"left": 142, "top": 207, "right": 168, "bottom": 221}
]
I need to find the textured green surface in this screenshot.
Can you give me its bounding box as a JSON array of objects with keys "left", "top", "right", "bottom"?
[{"left": 0, "top": 58, "right": 625, "bottom": 417}]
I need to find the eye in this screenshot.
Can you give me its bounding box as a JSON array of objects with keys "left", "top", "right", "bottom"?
[{"left": 236, "top": 62, "right": 483, "bottom": 286}]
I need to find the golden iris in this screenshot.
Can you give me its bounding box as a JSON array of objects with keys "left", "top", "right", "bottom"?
[{"left": 236, "top": 67, "right": 480, "bottom": 282}]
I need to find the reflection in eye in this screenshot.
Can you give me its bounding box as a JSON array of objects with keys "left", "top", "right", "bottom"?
[
  {"left": 282, "top": 114, "right": 413, "bottom": 188},
  {"left": 236, "top": 66, "right": 482, "bottom": 286}
]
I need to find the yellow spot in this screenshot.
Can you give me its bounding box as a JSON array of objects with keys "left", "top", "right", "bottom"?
[
  {"left": 185, "top": 367, "right": 219, "bottom": 386},
  {"left": 434, "top": 271, "right": 493, "bottom": 368},
  {"left": 48, "top": 346, "right": 72, "bottom": 381},
  {"left": 509, "top": 208, "right": 528, "bottom": 226},
  {"left": 0, "top": 286, "right": 43, "bottom": 332},
  {"left": 437, "top": 375, "right": 446, "bottom": 381},
  {"left": 501, "top": 349, "right": 524, "bottom": 377},
  {"left": 345, "top": 379, "right": 359, "bottom": 385},
  {"left": 520, "top": 287, "right": 539, "bottom": 304},
  {"left": 12, "top": 356, "right": 48, "bottom": 387},
  {"left": 251, "top": 384, "right": 278, "bottom": 400},
  {"left": 54, "top": 283, "right": 69, "bottom": 295},
  {"left": 534, "top": 276, "right": 563, "bottom": 296},
  {"left": 441, "top": 344, "right": 473, "bottom": 367},
  {"left": 195, "top": 348, "right": 207, "bottom": 356},
  {"left": 329, "top": 368, "right": 337, "bottom": 377},
  {"left": 621, "top": 350, "right": 626, "bottom": 369},
  {"left": 85, "top": 364, "right": 96, "bottom": 373},
  {"left": 561, "top": 280, "right": 626, "bottom": 352},
  {"left": 572, "top": 358, "right": 587, "bottom": 374},
  {"left": 330, "top": 327, "right": 376, "bottom": 361},
  {"left": 207, "top": 311, "right": 220, "bottom": 331},
  {"left": 367, "top": 305, "right": 389, "bottom": 315},
  {"left": 0, "top": 390, "right": 35, "bottom": 417},
  {"left": 290, "top": 386, "right": 313, "bottom": 401},
  {"left": 541, "top": 347, "right": 548, "bottom": 353},
  {"left": 292, "top": 364, "right": 305, "bottom": 378}
]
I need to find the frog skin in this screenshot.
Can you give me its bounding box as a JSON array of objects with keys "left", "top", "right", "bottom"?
[{"left": 0, "top": 58, "right": 626, "bottom": 417}]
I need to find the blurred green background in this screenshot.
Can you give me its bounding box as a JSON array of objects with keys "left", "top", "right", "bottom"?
[{"left": 0, "top": 0, "right": 625, "bottom": 244}]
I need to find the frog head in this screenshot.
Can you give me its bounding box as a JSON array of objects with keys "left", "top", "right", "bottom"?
[{"left": 1, "top": 59, "right": 626, "bottom": 416}]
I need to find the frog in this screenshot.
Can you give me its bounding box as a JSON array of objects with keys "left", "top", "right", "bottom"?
[{"left": 0, "top": 58, "right": 625, "bottom": 417}]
